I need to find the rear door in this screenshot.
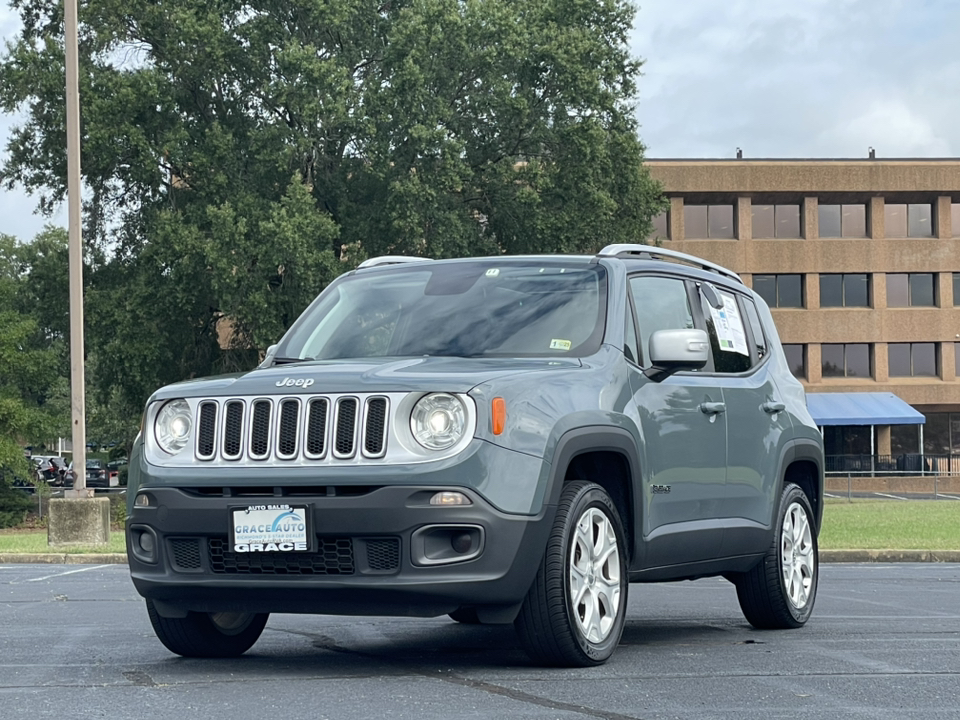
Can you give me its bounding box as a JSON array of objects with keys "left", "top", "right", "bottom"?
[{"left": 698, "top": 287, "right": 792, "bottom": 556}]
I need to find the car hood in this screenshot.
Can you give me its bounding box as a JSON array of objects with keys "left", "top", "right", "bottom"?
[{"left": 149, "top": 356, "right": 582, "bottom": 400}]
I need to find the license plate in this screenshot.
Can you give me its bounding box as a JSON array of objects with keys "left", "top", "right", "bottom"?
[{"left": 231, "top": 504, "right": 309, "bottom": 553}]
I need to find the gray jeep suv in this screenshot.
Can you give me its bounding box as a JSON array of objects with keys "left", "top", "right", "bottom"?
[{"left": 126, "top": 244, "right": 823, "bottom": 667}]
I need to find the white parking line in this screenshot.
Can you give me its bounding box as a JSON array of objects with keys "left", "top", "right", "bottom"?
[
  {"left": 24, "top": 564, "right": 113, "bottom": 583},
  {"left": 873, "top": 492, "right": 908, "bottom": 501},
  {"left": 825, "top": 493, "right": 841, "bottom": 498},
  {"left": 936, "top": 493, "right": 960, "bottom": 500}
]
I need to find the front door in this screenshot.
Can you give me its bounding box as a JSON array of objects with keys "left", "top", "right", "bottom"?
[{"left": 628, "top": 275, "right": 727, "bottom": 568}]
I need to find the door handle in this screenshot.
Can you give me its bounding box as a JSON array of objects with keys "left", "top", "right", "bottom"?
[
  {"left": 762, "top": 401, "right": 786, "bottom": 414},
  {"left": 699, "top": 401, "right": 726, "bottom": 415}
]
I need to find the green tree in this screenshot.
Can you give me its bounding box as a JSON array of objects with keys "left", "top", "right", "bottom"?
[
  {"left": 0, "top": 232, "right": 71, "bottom": 524},
  {"left": 0, "top": 0, "right": 665, "bottom": 421}
]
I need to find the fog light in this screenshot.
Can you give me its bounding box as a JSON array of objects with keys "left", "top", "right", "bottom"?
[
  {"left": 429, "top": 491, "right": 472, "bottom": 506},
  {"left": 451, "top": 532, "right": 473, "bottom": 554},
  {"left": 134, "top": 493, "right": 151, "bottom": 507},
  {"left": 138, "top": 532, "right": 155, "bottom": 554}
]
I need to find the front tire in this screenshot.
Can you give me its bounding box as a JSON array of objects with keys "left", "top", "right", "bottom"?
[
  {"left": 735, "top": 482, "right": 818, "bottom": 629},
  {"left": 146, "top": 599, "right": 269, "bottom": 657},
  {"left": 514, "top": 481, "right": 628, "bottom": 667}
]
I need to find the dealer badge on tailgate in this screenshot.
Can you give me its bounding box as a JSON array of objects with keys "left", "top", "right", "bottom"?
[{"left": 231, "top": 504, "right": 309, "bottom": 553}]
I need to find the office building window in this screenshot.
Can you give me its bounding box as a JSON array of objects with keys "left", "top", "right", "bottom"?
[
  {"left": 818, "top": 204, "right": 866, "bottom": 238},
  {"left": 885, "top": 203, "right": 933, "bottom": 238},
  {"left": 783, "top": 344, "right": 806, "bottom": 379},
  {"left": 684, "top": 204, "right": 735, "bottom": 239},
  {"left": 887, "top": 273, "right": 936, "bottom": 307},
  {"left": 820, "top": 274, "right": 869, "bottom": 307},
  {"left": 648, "top": 211, "right": 669, "bottom": 241},
  {"left": 891, "top": 425, "right": 920, "bottom": 455},
  {"left": 753, "top": 274, "right": 803, "bottom": 308},
  {"left": 821, "top": 343, "right": 871, "bottom": 378},
  {"left": 953, "top": 203, "right": 960, "bottom": 238},
  {"left": 888, "top": 343, "right": 938, "bottom": 377},
  {"left": 752, "top": 204, "right": 800, "bottom": 238}
]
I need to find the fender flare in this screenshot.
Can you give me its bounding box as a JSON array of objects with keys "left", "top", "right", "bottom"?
[
  {"left": 785, "top": 437, "right": 825, "bottom": 530},
  {"left": 542, "top": 425, "right": 644, "bottom": 561}
]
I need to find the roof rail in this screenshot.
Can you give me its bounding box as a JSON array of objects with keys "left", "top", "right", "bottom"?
[
  {"left": 595, "top": 244, "right": 743, "bottom": 284},
  {"left": 356, "top": 255, "right": 433, "bottom": 270}
]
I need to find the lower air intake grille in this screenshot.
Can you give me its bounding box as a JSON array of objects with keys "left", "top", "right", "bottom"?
[
  {"left": 366, "top": 538, "right": 401, "bottom": 571},
  {"left": 208, "top": 537, "right": 354, "bottom": 575},
  {"left": 170, "top": 539, "right": 202, "bottom": 571}
]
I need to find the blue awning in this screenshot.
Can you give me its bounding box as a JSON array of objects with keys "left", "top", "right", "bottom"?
[{"left": 806, "top": 392, "right": 925, "bottom": 426}]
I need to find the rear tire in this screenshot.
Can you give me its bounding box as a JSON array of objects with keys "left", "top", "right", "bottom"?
[
  {"left": 735, "top": 483, "right": 818, "bottom": 629},
  {"left": 146, "top": 599, "right": 268, "bottom": 657},
  {"left": 514, "top": 481, "right": 628, "bottom": 667}
]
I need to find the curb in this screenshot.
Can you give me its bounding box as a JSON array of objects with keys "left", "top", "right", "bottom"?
[
  {"left": 0, "top": 553, "right": 127, "bottom": 564},
  {"left": 1, "top": 551, "right": 960, "bottom": 565},
  {"left": 819, "top": 549, "right": 960, "bottom": 563}
]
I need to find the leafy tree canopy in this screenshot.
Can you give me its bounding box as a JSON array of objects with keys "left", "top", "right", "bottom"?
[
  {"left": 0, "top": 231, "right": 70, "bottom": 483},
  {"left": 0, "top": 0, "right": 664, "bottom": 422}
]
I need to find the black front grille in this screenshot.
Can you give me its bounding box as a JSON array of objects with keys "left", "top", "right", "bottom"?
[
  {"left": 364, "top": 398, "right": 388, "bottom": 456},
  {"left": 366, "top": 538, "right": 400, "bottom": 571},
  {"left": 306, "top": 399, "right": 328, "bottom": 456},
  {"left": 170, "top": 538, "right": 202, "bottom": 570},
  {"left": 250, "top": 401, "right": 271, "bottom": 457},
  {"left": 223, "top": 401, "right": 244, "bottom": 457},
  {"left": 278, "top": 399, "right": 300, "bottom": 457},
  {"left": 197, "top": 403, "right": 217, "bottom": 458},
  {"left": 335, "top": 399, "right": 358, "bottom": 456},
  {"left": 208, "top": 537, "right": 354, "bottom": 575}
]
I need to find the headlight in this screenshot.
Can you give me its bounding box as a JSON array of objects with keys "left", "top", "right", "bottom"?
[
  {"left": 155, "top": 399, "right": 193, "bottom": 455},
  {"left": 410, "top": 393, "right": 467, "bottom": 450}
]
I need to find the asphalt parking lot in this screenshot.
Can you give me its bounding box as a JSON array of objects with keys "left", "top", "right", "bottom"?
[{"left": 2, "top": 563, "right": 959, "bottom": 719}]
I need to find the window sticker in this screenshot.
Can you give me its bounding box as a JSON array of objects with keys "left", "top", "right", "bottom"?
[
  {"left": 709, "top": 291, "right": 749, "bottom": 355},
  {"left": 484, "top": 268, "right": 500, "bottom": 277},
  {"left": 550, "top": 339, "right": 572, "bottom": 351}
]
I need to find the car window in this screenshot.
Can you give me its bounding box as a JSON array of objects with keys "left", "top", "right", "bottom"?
[
  {"left": 699, "top": 287, "right": 752, "bottom": 374},
  {"left": 742, "top": 297, "right": 768, "bottom": 363},
  {"left": 629, "top": 276, "right": 694, "bottom": 367},
  {"left": 623, "top": 296, "right": 640, "bottom": 364}
]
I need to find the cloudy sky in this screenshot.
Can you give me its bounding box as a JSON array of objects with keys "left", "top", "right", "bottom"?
[{"left": 2, "top": 0, "right": 959, "bottom": 240}]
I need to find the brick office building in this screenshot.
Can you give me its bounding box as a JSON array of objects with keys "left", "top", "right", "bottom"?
[{"left": 645, "top": 158, "right": 960, "bottom": 468}]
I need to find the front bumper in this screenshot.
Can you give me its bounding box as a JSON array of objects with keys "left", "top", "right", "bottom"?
[{"left": 127, "top": 484, "right": 555, "bottom": 618}]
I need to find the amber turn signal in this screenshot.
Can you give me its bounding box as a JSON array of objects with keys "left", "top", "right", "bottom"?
[{"left": 492, "top": 397, "right": 506, "bottom": 435}]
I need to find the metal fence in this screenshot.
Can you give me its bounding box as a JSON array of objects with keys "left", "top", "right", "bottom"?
[{"left": 825, "top": 454, "right": 960, "bottom": 476}]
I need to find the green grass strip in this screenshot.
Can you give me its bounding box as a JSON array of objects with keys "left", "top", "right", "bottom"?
[
  {"left": 820, "top": 498, "right": 960, "bottom": 551},
  {"left": 1, "top": 499, "right": 958, "bottom": 554},
  {"left": 0, "top": 530, "right": 127, "bottom": 554}
]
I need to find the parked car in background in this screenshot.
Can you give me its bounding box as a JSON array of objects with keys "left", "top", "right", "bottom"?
[
  {"left": 33, "top": 456, "right": 68, "bottom": 485},
  {"left": 63, "top": 459, "right": 119, "bottom": 489},
  {"left": 106, "top": 458, "right": 128, "bottom": 486}
]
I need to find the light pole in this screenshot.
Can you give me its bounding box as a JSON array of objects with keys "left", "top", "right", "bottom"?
[{"left": 64, "top": 0, "right": 88, "bottom": 498}]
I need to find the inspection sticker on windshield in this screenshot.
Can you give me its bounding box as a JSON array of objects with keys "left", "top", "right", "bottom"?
[
  {"left": 231, "top": 505, "right": 309, "bottom": 552},
  {"left": 550, "top": 339, "right": 572, "bottom": 351}
]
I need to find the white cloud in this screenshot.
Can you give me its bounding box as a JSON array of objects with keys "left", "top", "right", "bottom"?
[{"left": 632, "top": 0, "right": 960, "bottom": 158}]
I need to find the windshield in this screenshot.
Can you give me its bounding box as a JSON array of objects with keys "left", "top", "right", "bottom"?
[{"left": 278, "top": 260, "right": 606, "bottom": 360}]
